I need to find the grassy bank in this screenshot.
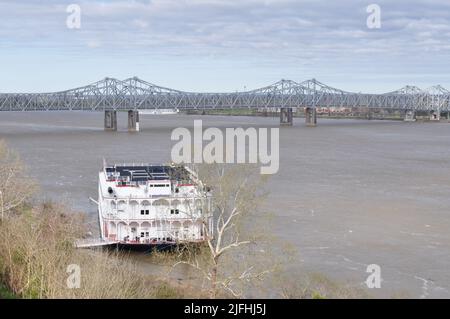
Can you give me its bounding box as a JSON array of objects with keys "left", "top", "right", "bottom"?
[
  {"left": 0, "top": 202, "right": 196, "bottom": 298},
  {"left": 0, "top": 141, "right": 203, "bottom": 299},
  {"left": 0, "top": 283, "right": 16, "bottom": 299}
]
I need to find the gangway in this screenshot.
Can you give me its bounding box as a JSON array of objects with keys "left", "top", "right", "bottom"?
[{"left": 74, "top": 238, "right": 119, "bottom": 249}]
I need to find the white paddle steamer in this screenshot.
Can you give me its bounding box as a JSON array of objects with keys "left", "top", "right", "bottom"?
[{"left": 97, "top": 163, "right": 212, "bottom": 246}]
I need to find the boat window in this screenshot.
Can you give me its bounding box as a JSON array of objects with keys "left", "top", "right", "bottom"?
[
  {"left": 140, "top": 210, "right": 145, "bottom": 215},
  {"left": 140, "top": 232, "right": 145, "bottom": 237},
  {"left": 145, "top": 210, "right": 149, "bottom": 215}
]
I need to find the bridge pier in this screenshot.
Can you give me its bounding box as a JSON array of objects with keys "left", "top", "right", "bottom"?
[
  {"left": 430, "top": 110, "right": 440, "bottom": 121},
  {"left": 104, "top": 110, "right": 117, "bottom": 131},
  {"left": 128, "top": 110, "right": 140, "bottom": 132},
  {"left": 280, "top": 107, "right": 293, "bottom": 126},
  {"left": 404, "top": 110, "right": 416, "bottom": 122},
  {"left": 305, "top": 107, "right": 317, "bottom": 127}
]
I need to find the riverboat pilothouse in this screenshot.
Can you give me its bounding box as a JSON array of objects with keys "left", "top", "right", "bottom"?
[{"left": 97, "top": 163, "right": 213, "bottom": 246}]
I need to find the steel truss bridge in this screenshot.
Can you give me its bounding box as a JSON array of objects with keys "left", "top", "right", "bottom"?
[{"left": 0, "top": 77, "right": 449, "bottom": 112}]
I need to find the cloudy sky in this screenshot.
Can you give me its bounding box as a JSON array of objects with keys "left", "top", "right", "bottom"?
[{"left": 0, "top": 0, "right": 449, "bottom": 93}]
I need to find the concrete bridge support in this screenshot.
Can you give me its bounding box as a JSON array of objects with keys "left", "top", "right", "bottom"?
[
  {"left": 128, "top": 110, "right": 140, "bottom": 132},
  {"left": 404, "top": 110, "right": 416, "bottom": 122},
  {"left": 280, "top": 107, "right": 293, "bottom": 126},
  {"left": 104, "top": 110, "right": 117, "bottom": 131},
  {"left": 305, "top": 107, "right": 317, "bottom": 127},
  {"left": 430, "top": 110, "right": 440, "bottom": 121}
]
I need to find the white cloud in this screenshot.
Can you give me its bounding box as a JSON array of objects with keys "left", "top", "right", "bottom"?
[
  {"left": 132, "top": 19, "right": 149, "bottom": 29},
  {"left": 0, "top": 0, "right": 449, "bottom": 91},
  {"left": 87, "top": 40, "right": 102, "bottom": 48},
  {"left": 1, "top": 0, "right": 449, "bottom": 57}
]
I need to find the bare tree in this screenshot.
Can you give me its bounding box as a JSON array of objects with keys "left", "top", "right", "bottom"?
[
  {"left": 0, "top": 140, "right": 36, "bottom": 221},
  {"left": 171, "top": 163, "right": 273, "bottom": 298}
]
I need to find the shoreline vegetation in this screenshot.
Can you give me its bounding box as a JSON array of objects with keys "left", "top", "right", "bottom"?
[
  {"left": 0, "top": 282, "right": 16, "bottom": 299},
  {"left": 0, "top": 200, "right": 205, "bottom": 299},
  {"left": 0, "top": 139, "right": 369, "bottom": 299},
  {"left": 0, "top": 140, "right": 198, "bottom": 299},
  {"left": 183, "top": 107, "right": 446, "bottom": 121}
]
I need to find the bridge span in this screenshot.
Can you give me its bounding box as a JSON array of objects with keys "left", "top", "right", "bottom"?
[{"left": 1, "top": 77, "right": 449, "bottom": 129}]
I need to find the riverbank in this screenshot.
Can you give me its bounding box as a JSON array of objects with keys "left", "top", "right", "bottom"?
[
  {"left": 0, "top": 283, "right": 16, "bottom": 299},
  {"left": 184, "top": 107, "right": 448, "bottom": 121},
  {"left": 0, "top": 141, "right": 203, "bottom": 299},
  {"left": 0, "top": 202, "right": 205, "bottom": 299}
]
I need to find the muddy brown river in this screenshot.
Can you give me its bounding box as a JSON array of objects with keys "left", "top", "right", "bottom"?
[{"left": 1, "top": 111, "right": 449, "bottom": 298}]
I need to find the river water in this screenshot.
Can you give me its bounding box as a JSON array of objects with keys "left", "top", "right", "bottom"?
[{"left": 1, "top": 111, "right": 449, "bottom": 298}]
